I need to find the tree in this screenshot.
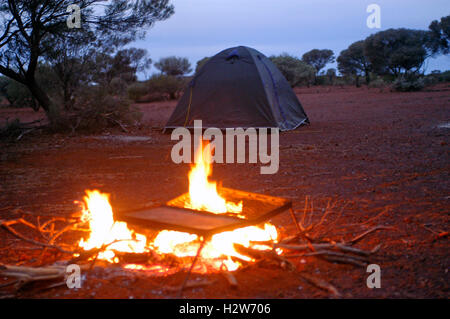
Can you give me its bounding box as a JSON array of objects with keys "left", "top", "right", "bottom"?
[
  {"left": 326, "top": 68, "right": 336, "bottom": 85},
  {"left": 364, "top": 28, "right": 430, "bottom": 76},
  {"left": 270, "top": 54, "right": 316, "bottom": 87},
  {"left": 195, "top": 57, "right": 210, "bottom": 74},
  {"left": 302, "top": 49, "right": 335, "bottom": 74},
  {"left": 123, "top": 48, "right": 152, "bottom": 79},
  {"left": 0, "top": 0, "right": 174, "bottom": 119},
  {"left": 154, "top": 56, "right": 192, "bottom": 76},
  {"left": 428, "top": 15, "right": 450, "bottom": 55},
  {"left": 44, "top": 30, "right": 96, "bottom": 110},
  {"left": 337, "top": 41, "right": 372, "bottom": 86}
]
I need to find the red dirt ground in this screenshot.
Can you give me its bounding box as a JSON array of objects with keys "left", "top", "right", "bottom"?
[{"left": 0, "top": 84, "right": 448, "bottom": 298}]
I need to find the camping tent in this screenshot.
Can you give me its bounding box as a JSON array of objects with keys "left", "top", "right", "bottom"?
[{"left": 164, "top": 46, "right": 309, "bottom": 131}]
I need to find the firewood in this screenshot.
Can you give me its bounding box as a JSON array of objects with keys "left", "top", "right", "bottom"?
[
  {"left": 299, "top": 273, "right": 341, "bottom": 297},
  {"left": 320, "top": 255, "right": 367, "bottom": 267},
  {"left": 303, "top": 250, "right": 369, "bottom": 262},
  {"left": 233, "top": 243, "right": 269, "bottom": 260},
  {"left": 347, "top": 226, "right": 393, "bottom": 245},
  {"left": 275, "top": 242, "right": 380, "bottom": 257},
  {"left": 0, "top": 264, "right": 89, "bottom": 295}
]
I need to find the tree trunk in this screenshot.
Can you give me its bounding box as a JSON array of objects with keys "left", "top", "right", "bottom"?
[
  {"left": 26, "top": 79, "right": 51, "bottom": 113},
  {"left": 365, "top": 72, "right": 371, "bottom": 85},
  {"left": 355, "top": 75, "right": 360, "bottom": 88}
]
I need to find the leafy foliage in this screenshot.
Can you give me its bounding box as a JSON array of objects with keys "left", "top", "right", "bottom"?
[
  {"left": 0, "top": 0, "right": 174, "bottom": 116},
  {"left": 364, "top": 28, "right": 429, "bottom": 76},
  {"left": 127, "top": 82, "right": 149, "bottom": 102},
  {"left": 302, "top": 49, "right": 335, "bottom": 74},
  {"left": 146, "top": 74, "right": 188, "bottom": 99},
  {"left": 51, "top": 86, "right": 142, "bottom": 133},
  {"left": 154, "top": 56, "right": 192, "bottom": 76},
  {"left": 270, "top": 54, "right": 316, "bottom": 87},
  {"left": 427, "top": 15, "right": 450, "bottom": 55},
  {"left": 391, "top": 74, "right": 425, "bottom": 92},
  {"left": 337, "top": 41, "right": 372, "bottom": 86}
]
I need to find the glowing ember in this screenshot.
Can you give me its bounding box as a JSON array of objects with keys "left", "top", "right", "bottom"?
[
  {"left": 152, "top": 224, "right": 278, "bottom": 271},
  {"left": 78, "top": 190, "right": 147, "bottom": 262}
]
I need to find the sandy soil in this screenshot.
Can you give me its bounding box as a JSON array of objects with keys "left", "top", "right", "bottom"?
[{"left": 0, "top": 84, "right": 448, "bottom": 298}]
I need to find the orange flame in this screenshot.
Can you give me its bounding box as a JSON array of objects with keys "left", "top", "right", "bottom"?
[
  {"left": 152, "top": 140, "right": 278, "bottom": 271},
  {"left": 78, "top": 190, "right": 147, "bottom": 262},
  {"left": 185, "top": 142, "right": 243, "bottom": 214},
  {"left": 77, "top": 140, "right": 279, "bottom": 272}
]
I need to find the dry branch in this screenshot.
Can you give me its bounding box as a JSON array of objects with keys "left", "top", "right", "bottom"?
[
  {"left": 0, "top": 264, "right": 88, "bottom": 296},
  {"left": 0, "top": 220, "right": 74, "bottom": 254},
  {"left": 347, "top": 226, "right": 393, "bottom": 245},
  {"left": 299, "top": 273, "right": 341, "bottom": 297}
]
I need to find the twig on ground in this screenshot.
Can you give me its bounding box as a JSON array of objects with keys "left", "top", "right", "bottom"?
[
  {"left": 299, "top": 273, "right": 341, "bottom": 297},
  {"left": 0, "top": 220, "right": 74, "bottom": 254},
  {"left": 347, "top": 226, "right": 393, "bottom": 245}
]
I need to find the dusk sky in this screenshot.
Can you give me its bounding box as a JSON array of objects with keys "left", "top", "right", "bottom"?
[{"left": 135, "top": 0, "right": 450, "bottom": 77}]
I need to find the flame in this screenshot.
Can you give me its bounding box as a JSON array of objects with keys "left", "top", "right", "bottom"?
[
  {"left": 152, "top": 224, "right": 278, "bottom": 271},
  {"left": 77, "top": 141, "right": 279, "bottom": 272},
  {"left": 78, "top": 190, "right": 147, "bottom": 262},
  {"left": 153, "top": 140, "right": 279, "bottom": 271},
  {"left": 184, "top": 142, "right": 243, "bottom": 214}
]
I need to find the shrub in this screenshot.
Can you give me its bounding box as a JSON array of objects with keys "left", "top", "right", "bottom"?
[
  {"left": 127, "top": 82, "right": 148, "bottom": 102},
  {"left": 427, "top": 70, "right": 450, "bottom": 83},
  {"left": 146, "top": 74, "right": 187, "bottom": 100},
  {"left": 50, "top": 86, "right": 142, "bottom": 133},
  {"left": 439, "top": 70, "right": 450, "bottom": 82},
  {"left": 368, "top": 78, "right": 386, "bottom": 88},
  {"left": 154, "top": 56, "right": 192, "bottom": 76},
  {"left": 391, "top": 74, "right": 425, "bottom": 92},
  {"left": 5, "top": 80, "right": 35, "bottom": 108},
  {"left": 270, "top": 54, "right": 316, "bottom": 87}
]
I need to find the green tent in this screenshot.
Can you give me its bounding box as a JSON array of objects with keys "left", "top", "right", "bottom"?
[{"left": 165, "top": 46, "right": 309, "bottom": 131}]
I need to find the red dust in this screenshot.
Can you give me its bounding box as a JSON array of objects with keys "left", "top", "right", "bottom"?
[{"left": 0, "top": 84, "right": 448, "bottom": 298}]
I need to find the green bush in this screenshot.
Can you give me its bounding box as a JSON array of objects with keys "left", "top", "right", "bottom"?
[
  {"left": 5, "top": 80, "right": 35, "bottom": 108},
  {"left": 50, "top": 86, "right": 142, "bottom": 133},
  {"left": 427, "top": 70, "right": 450, "bottom": 83},
  {"left": 368, "top": 78, "right": 386, "bottom": 88},
  {"left": 270, "top": 54, "right": 316, "bottom": 87},
  {"left": 127, "top": 82, "right": 148, "bottom": 102},
  {"left": 391, "top": 74, "right": 425, "bottom": 92},
  {"left": 146, "top": 74, "right": 187, "bottom": 100},
  {"left": 439, "top": 70, "right": 450, "bottom": 82}
]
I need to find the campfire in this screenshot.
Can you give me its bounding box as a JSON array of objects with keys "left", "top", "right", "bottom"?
[
  {"left": 76, "top": 141, "right": 283, "bottom": 273},
  {"left": 0, "top": 141, "right": 391, "bottom": 297}
]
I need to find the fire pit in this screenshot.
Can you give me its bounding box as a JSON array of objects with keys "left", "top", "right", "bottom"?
[
  {"left": 72, "top": 141, "right": 299, "bottom": 293},
  {"left": 115, "top": 186, "right": 294, "bottom": 291}
]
